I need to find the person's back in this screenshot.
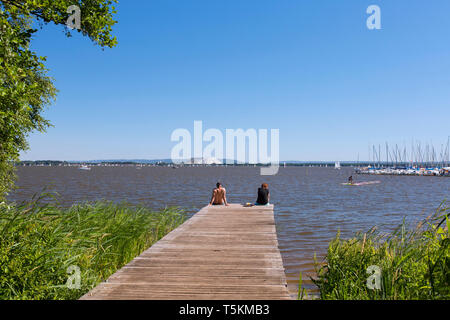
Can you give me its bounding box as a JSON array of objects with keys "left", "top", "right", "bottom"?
[
  {"left": 214, "top": 187, "right": 225, "bottom": 203},
  {"left": 209, "top": 182, "right": 229, "bottom": 206},
  {"left": 256, "top": 183, "right": 270, "bottom": 205}
]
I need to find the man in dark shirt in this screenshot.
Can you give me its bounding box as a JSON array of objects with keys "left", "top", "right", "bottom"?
[{"left": 256, "top": 183, "right": 270, "bottom": 205}]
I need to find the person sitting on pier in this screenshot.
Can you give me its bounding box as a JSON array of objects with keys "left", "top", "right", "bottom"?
[
  {"left": 255, "top": 183, "right": 270, "bottom": 206},
  {"left": 209, "top": 182, "right": 229, "bottom": 206}
]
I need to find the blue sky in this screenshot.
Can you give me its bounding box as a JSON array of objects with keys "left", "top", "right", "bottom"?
[{"left": 21, "top": 0, "right": 450, "bottom": 161}]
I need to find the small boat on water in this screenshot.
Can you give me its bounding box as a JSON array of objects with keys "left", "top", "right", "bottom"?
[
  {"left": 335, "top": 161, "right": 341, "bottom": 170},
  {"left": 79, "top": 165, "right": 91, "bottom": 171}
]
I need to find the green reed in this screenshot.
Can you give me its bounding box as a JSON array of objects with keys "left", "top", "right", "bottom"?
[
  {"left": 312, "top": 202, "right": 449, "bottom": 300},
  {"left": 297, "top": 272, "right": 309, "bottom": 300},
  {"left": 0, "top": 193, "right": 187, "bottom": 300}
]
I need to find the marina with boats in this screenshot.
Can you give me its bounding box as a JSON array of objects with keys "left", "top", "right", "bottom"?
[
  {"left": 354, "top": 139, "right": 450, "bottom": 177},
  {"left": 355, "top": 166, "right": 450, "bottom": 177}
]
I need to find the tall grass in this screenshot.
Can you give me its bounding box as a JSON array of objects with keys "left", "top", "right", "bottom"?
[
  {"left": 313, "top": 202, "right": 449, "bottom": 300},
  {"left": 0, "top": 194, "right": 187, "bottom": 300}
]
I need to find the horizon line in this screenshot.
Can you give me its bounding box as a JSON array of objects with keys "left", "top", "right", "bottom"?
[{"left": 17, "top": 159, "right": 439, "bottom": 164}]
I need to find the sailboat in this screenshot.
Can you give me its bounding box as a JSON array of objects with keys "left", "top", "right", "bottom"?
[{"left": 335, "top": 161, "right": 341, "bottom": 170}]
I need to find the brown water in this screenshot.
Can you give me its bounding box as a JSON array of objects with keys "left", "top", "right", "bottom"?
[{"left": 8, "top": 166, "right": 450, "bottom": 295}]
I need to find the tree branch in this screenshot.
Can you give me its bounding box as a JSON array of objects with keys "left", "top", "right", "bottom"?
[{"left": 0, "top": 0, "right": 69, "bottom": 26}]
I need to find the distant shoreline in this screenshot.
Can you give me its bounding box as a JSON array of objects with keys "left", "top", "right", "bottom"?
[{"left": 16, "top": 160, "right": 449, "bottom": 168}]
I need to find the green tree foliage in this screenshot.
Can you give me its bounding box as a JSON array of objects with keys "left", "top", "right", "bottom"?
[{"left": 0, "top": 0, "right": 117, "bottom": 200}]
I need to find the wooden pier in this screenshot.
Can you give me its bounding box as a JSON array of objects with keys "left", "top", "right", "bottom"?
[{"left": 80, "top": 204, "right": 291, "bottom": 300}]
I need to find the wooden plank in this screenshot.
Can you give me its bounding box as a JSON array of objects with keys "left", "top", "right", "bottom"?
[{"left": 80, "top": 204, "right": 291, "bottom": 300}]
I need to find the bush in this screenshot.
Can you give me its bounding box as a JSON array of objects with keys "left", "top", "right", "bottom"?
[
  {"left": 313, "top": 202, "right": 449, "bottom": 300},
  {"left": 0, "top": 194, "right": 186, "bottom": 300}
]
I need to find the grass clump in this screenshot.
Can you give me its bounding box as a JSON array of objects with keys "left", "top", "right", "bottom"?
[
  {"left": 313, "top": 202, "right": 449, "bottom": 300},
  {"left": 0, "top": 194, "right": 187, "bottom": 300}
]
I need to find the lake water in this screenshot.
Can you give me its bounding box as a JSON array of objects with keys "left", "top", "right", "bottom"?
[{"left": 8, "top": 166, "right": 450, "bottom": 295}]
